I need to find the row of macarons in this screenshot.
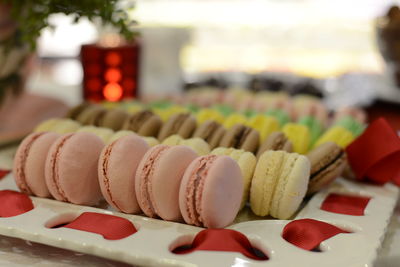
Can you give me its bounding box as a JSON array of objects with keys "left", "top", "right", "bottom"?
[
  {"left": 34, "top": 114, "right": 354, "bottom": 158},
  {"left": 54, "top": 102, "right": 363, "bottom": 154},
  {"left": 137, "top": 89, "right": 367, "bottom": 126},
  {"left": 13, "top": 127, "right": 346, "bottom": 228}
]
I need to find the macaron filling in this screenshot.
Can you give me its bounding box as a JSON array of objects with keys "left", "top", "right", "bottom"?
[
  {"left": 49, "top": 134, "right": 74, "bottom": 202},
  {"left": 15, "top": 133, "right": 45, "bottom": 194},
  {"left": 310, "top": 150, "right": 344, "bottom": 180},
  {"left": 139, "top": 145, "right": 170, "bottom": 217},
  {"left": 171, "top": 114, "right": 189, "bottom": 133},
  {"left": 186, "top": 155, "right": 217, "bottom": 227}
]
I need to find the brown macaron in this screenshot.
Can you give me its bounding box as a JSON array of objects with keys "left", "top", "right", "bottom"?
[
  {"left": 123, "top": 110, "right": 162, "bottom": 137},
  {"left": 219, "top": 124, "right": 259, "bottom": 153},
  {"left": 98, "top": 109, "right": 130, "bottom": 131},
  {"left": 193, "top": 120, "right": 226, "bottom": 149},
  {"left": 157, "top": 113, "right": 197, "bottom": 141},
  {"left": 65, "top": 102, "right": 92, "bottom": 120},
  {"left": 75, "top": 105, "right": 107, "bottom": 125},
  {"left": 256, "top": 131, "right": 293, "bottom": 158},
  {"left": 306, "top": 141, "right": 347, "bottom": 195}
]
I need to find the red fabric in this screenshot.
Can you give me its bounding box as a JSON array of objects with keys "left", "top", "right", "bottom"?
[
  {"left": 0, "top": 170, "right": 10, "bottom": 180},
  {"left": 0, "top": 190, "right": 34, "bottom": 217},
  {"left": 321, "top": 193, "right": 371, "bottom": 216},
  {"left": 346, "top": 117, "right": 400, "bottom": 185},
  {"left": 172, "top": 229, "right": 268, "bottom": 261},
  {"left": 282, "top": 219, "right": 350, "bottom": 250},
  {"left": 61, "top": 212, "right": 137, "bottom": 240}
]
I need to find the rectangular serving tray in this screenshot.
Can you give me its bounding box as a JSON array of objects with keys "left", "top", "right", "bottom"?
[{"left": 0, "top": 174, "right": 397, "bottom": 267}]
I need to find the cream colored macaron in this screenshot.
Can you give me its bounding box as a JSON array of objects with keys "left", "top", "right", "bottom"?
[
  {"left": 250, "top": 150, "right": 310, "bottom": 219},
  {"left": 162, "top": 135, "right": 210, "bottom": 155}
]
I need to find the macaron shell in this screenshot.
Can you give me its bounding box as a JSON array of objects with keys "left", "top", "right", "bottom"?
[
  {"left": 45, "top": 132, "right": 104, "bottom": 205},
  {"left": 98, "top": 135, "right": 149, "bottom": 213},
  {"left": 149, "top": 145, "right": 198, "bottom": 221},
  {"left": 239, "top": 128, "right": 260, "bottom": 153},
  {"left": 269, "top": 153, "right": 310, "bottom": 219},
  {"left": 250, "top": 151, "right": 284, "bottom": 216},
  {"left": 99, "top": 109, "right": 130, "bottom": 131},
  {"left": 34, "top": 118, "right": 60, "bottom": 132},
  {"left": 108, "top": 130, "right": 136, "bottom": 144},
  {"left": 282, "top": 123, "right": 310, "bottom": 154},
  {"left": 51, "top": 119, "right": 81, "bottom": 134},
  {"left": 180, "top": 138, "right": 210, "bottom": 156},
  {"left": 200, "top": 156, "right": 243, "bottom": 228},
  {"left": 138, "top": 115, "right": 162, "bottom": 137},
  {"left": 135, "top": 145, "right": 170, "bottom": 218},
  {"left": 77, "top": 126, "right": 114, "bottom": 143},
  {"left": 23, "top": 132, "right": 61, "bottom": 197}
]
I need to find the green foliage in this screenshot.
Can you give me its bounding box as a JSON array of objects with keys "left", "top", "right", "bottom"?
[
  {"left": 0, "top": 0, "right": 136, "bottom": 102},
  {"left": 2, "top": 0, "right": 136, "bottom": 50}
]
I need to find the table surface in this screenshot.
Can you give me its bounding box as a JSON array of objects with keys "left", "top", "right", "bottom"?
[{"left": 0, "top": 145, "right": 399, "bottom": 267}]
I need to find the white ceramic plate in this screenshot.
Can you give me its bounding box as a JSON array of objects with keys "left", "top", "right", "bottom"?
[{"left": 0, "top": 174, "right": 397, "bottom": 267}]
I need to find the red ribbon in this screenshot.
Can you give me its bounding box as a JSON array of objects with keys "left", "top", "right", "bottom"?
[
  {"left": 60, "top": 212, "right": 137, "bottom": 240},
  {"left": 321, "top": 193, "right": 371, "bottom": 216},
  {"left": 346, "top": 117, "right": 400, "bottom": 185},
  {"left": 172, "top": 229, "right": 268, "bottom": 261},
  {"left": 0, "top": 170, "right": 10, "bottom": 180},
  {"left": 282, "top": 219, "right": 350, "bottom": 251},
  {"left": 0, "top": 190, "right": 34, "bottom": 217}
]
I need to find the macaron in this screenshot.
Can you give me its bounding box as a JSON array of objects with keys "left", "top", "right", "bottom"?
[
  {"left": 256, "top": 131, "right": 293, "bottom": 158},
  {"left": 247, "top": 115, "right": 280, "bottom": 143},
  {"left": 223, "top": 113, "right": 247, "bottom": 129},
  {"left": 45, "top": 132, "right": 105, "bottom": 205},
  {"left": 98, "top": 134, "right": 149, "bottom": 213},
  {"left": 108, "top": 130, "right": 137, "bottom": 144},
  {"left": 157, "top": 113, "right": 197, "bottom": 141},
  {"left": 179, "top": 155, "right": 243, "bottom": 228},
  {"left": 211, "top": 147, "right": 256, "bottom": 209},
  {"left": 34, "top": 118, "right": 81, "bottom": 134},
  {"left": 219, "top": 124, "right": 260, "bottom": 153},
  {"left": 97, "top": 109, "right": 130, "bottom": 131},
  {"left": 334, "top": 106, "right": 367, "bottom": 124},
  {"left": 333, "top": 116, "right": 365, "bottom": 137},
  {"left": 250, "top": 150, "right": 310, "bottom": 219},
  {"left": 163, "top": 135, "right": 210, "bottom": 155},
  {"left": 180, "top": 137, "right": 211, "bottom": 156},
  {"left": 306, "top": 142, "right": 347, "bottom": 195},
  {"left": 196, "top": 109, "right": 225, "bottom": 125},
  {"left": 75, "top": 105, "right": 107, "bottom": 125},
  {"left": 265, "top": 109, "right": 290, "bottom": 127},
  {"left": 123, "top": 110, "right": 162, "bottom": 137},
  {"left": 13, "top": 132, "right": 60, "bottom": 197},
  {"left": 65, "top": 102, "right": 92, "bottom": 120},
  {"left": 77, "top": 126, "right": 114, "bottom": 143},
  {"left": 297, "top": 116, "right": 323, "bottom": 145},
  {"left": 135, "top": 145, "right": 198, "bottom": 221},
  {"left": 192, "top": 120, "right": 226, "bottom": 149},
  {"left": 313, "top": 126, "right": 354, "bottom": 149},
  {"left": 282, "top": 123, "right": 310, "bottom": 154}
]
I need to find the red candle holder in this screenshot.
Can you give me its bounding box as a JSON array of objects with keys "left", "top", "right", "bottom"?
[{"left": 80, "top": 42, "right": 140, "bottom": 102}]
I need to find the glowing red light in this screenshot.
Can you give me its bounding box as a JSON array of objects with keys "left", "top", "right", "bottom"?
[
  {"left": 86, "top": 78, "right": 102, "bottom": 92},
  {"left": 105, "top": 68, "right": 122, "bottom": 82},
  {"left": 103, "top": 83, "right": 123, "bottom": 102},
  {"left": 105, "top": 52, "right": 121, "bottom": 66},
  {"left": 122, "top": 78, "right": 136, "bottom": 91},
  {"left": 85, "top": 64, "right": 102, "bottom": 76}
]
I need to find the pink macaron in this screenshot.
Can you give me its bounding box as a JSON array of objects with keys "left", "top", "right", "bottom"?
[
  {"left": 179, "top": 155, "right": 243, "bottom": 228},
  {"left": 135, "top": 144, "right": 198, "bottom": 222},
  {"left": 45, "top": 132, "right": 104, "bottom": 206},
  {"left": 98, "top": 134, "right": 149, "bottom": 213},
  {"left": 13, "top": 132, "right": 60, "bottom": 197}
]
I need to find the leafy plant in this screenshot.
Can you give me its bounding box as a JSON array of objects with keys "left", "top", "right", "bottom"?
[{"left": 0, "top": 0, "right": 136, "bottom": 101}]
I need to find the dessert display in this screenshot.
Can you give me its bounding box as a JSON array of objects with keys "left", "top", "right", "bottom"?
[{"left": 3, "top": 87, "right": 400, "bottom": 266}]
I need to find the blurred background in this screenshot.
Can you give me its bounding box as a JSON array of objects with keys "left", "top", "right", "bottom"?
[{"left": 28, "top": 0, "right": 399, "bottom": 107}]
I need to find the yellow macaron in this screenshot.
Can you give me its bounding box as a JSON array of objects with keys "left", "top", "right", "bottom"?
[
  {"left": 223, "top": 113, "right": 247, "bottom": 129},
  {"left": 313, "top": 126, "right": 354, "bottom": 149},
  {"left": 247, "top": 114, "right": 280, "bottom": 142},
  {"left": 282, "top": 123, "right": 310, "bottom": 154},
  {"left": 196, "top": 109, "right": 225, "bottom": 125},
  {"left": 211, "top": 147, "right": 256, "bottom": 210},
  {"left": 250, "top": 150, "right": 310, "bottom": 219}
]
